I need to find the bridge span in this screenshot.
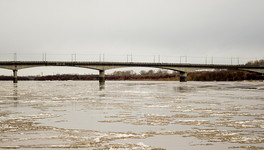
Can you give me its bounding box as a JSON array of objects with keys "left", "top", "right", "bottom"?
[{"left": 0, "top": 61, "right": 263, "bottom": 84}]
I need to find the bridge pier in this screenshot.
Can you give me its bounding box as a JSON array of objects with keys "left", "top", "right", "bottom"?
[
  {"left": 99, "top": 70, "right": 105, "bottom": 88},
  {"left": 13, "top": 69, "right": 18, "bottom": 83},
  {"left": 180, "top": 72, "right": 187, "bottom": 82}
]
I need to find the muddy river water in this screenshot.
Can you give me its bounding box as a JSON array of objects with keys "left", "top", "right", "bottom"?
[{"left": 0, "top": 81, "right": 263, "bottom": 149}]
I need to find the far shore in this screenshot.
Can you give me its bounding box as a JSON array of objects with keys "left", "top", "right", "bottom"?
[{"left": 0, "top": 70, "right": 263, "bottom": 82}]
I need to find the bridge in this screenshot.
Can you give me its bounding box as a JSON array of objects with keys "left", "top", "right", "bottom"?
[{"left": 0, "top": 61, "right": 263, "bottom": 85}]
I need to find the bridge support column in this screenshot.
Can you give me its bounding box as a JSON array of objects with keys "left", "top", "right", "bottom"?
[
  {"left": 13, "top": 69, "right": 18, "bottom": 83},
  {"left": 180, "top": 72, "right": 187, "bottom": 82},
  {"left": 99, "top": 70, "right": 105, "bottom": 88}
]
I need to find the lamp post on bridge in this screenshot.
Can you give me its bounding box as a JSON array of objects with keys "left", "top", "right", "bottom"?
[
  {"left": 180, "top": 56, "right": 187, "bottom": 64},
  {"left": 99, "top": 54, "right": 105, "bottom": 62},
  {"left": 71, "top": 53, "right": 76, "bottom": 62},
  {"left": 43, "top": 53, "right": 46, "bottom": 61},
  {"left": 14, "top": 53, "right": 16, "bottom": 61},
  {"left": 153, "top": 55, "right": 161, "bottom": 63}
]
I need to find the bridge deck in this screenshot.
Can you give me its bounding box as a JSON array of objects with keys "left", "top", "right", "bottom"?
[
  {"left": 0, "top": 61, "right": 263, "bottom": 84},
  {"left": 0, "top": 61, "right": 263, "bottom": 69}
]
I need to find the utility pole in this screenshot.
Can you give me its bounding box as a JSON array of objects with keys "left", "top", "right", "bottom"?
[
  {"left": 43, "top": 53, "right": 46, "bottom": 61},
  {"left": 180, "top": 56, "right": 181, "bottom": 63},
  {"left": 74, "top": 53, "right": 76, "bottom": 62},
  {"left": 180, "top": 56, "right": 187, "bottom": 63},
  {"left": 14, "top": 53, "right": 17, "bottom": 61}
]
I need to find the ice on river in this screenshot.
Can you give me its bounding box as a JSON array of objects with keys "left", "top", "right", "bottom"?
[{"left": 0, "top": 81, "right": 263, "bottom": 149}]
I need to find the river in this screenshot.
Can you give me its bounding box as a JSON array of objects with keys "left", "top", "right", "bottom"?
[{"left": 0, "top": 81, "right": 263, "bottom": 149}]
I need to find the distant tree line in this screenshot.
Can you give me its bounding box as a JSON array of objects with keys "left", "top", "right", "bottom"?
[
  {"left": 0, "top": 76, "right": 30, "bottom": 81},
  {"left": 0, "top": 69, "right": 263, "bottom": 81},
  {"left": 108, "top": 70, "right": 177, "bottom": 81},
  {"left": 109, "top": 70, "right": 263, "bottom": 81},
  {"left": 246, "top": 59, "right": 264, "bottom": 66},
  {"left": 187, "top": 70, "right": 263, "bottom": 81},
  {"left": 34, "top": 74, "right": 98, "bottom": 81}
]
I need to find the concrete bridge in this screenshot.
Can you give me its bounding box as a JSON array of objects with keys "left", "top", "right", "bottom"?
[{"left": 0, "top": 61, "right": 263, "bottom": 85}]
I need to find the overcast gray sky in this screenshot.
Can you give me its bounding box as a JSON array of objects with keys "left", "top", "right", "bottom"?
[{"left": 0, "top": 0, "right": 264, "bottom": 75}]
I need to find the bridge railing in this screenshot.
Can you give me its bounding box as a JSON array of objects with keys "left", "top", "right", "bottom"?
[{"left": 0, "top": 53, "right": 261, "bottom": 65}]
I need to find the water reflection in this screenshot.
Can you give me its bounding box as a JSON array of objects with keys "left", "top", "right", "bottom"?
[
  {"left": 0, "top": 81, "right": 263, "bottom": 150},
  {"left": 13, "top": 83, "right": 18, "bottom": 107},
  {"left": 99, "top": 85, "right": 105, "bottom": 90},
  {"left": 99, "top": 82, "right": 105, "bottom": 90},
  {"left": 173, "top": 86, "right": 195, "bottom": 93}
]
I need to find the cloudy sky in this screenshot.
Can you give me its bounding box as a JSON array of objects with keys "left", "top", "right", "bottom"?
[{"left": 0, "top": 0, "right": 264, "bottom": 75}]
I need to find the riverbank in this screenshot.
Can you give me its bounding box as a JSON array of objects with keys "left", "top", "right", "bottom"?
[{"left": 0, "top": 70, "right": 263, "bottom": 81}]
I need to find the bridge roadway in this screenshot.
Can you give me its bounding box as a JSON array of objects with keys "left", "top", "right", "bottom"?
[{"left": 0, "top": 61, "right": 263, "bottom": 84}]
